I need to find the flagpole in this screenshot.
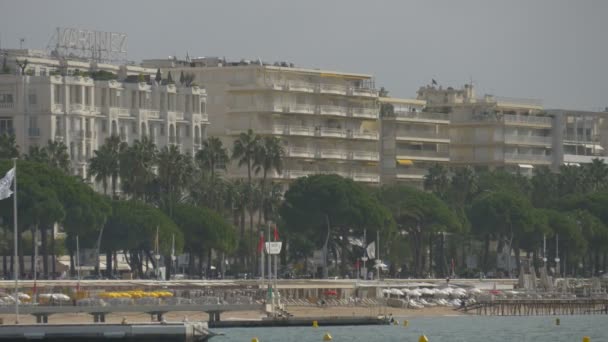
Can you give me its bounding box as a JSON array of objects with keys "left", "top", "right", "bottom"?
[{"left": 12, "top": 158, "right": 19, "bottom": 324}]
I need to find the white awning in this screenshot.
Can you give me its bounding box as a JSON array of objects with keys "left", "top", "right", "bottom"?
[
  {"left": 584, "top": 144, "right": 604, "bottom": 150},
  {"left": 518, "top": 164, "right": 534, "bottom": 169},
  {"left": 564, "top": 162, "right": 580, "bottom": 167}
]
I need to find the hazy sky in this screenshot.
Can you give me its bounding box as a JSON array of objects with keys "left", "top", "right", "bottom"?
[{"left": 1, "top": 0, "right": 606, "bottom": 111}]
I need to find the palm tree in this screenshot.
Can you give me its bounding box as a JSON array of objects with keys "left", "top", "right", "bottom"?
[
  {"left": 0, "top": 134, "right": 19, "bottom": 159},
  {"left": 88, "top": 146, "right": 114, "bottom": 196},
  {"left": 104, "top": 135, "right": 127, "bottom": 198},
  {"left": 232, "top": 129, "right": 261, "bottom": 263},
  {"left": 196, "top": 137, "right": 229, "bottom": 179},
  {"left": 157, "top": 145, "right": 193, "bottom": 215},
  {"left": 424, "top": 163, "right": 450, "bottom": 199},
  {"left": 45, "top": 140, "right": 70, "bottom": 173},
  {"left": 120, "top": 136, "right": 157, "bottom": 201}
]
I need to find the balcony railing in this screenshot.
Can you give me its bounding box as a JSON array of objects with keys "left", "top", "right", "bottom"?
[
  {"left": 319, "top": 84, "right": 348, "bottom": 95},
  {"left": 393, "top": 110, "right": 449, "bottom": 122},
  {"left": 351, "top": 107, "right": 378, "bottom": 119},
  {"left": 351, "top": 151, "right": 380, "bottom": 161},
  {"left": 350, "top": 87, "right": 378, "bottom": 97},
  {"left": 351, "top": 173, "right": 380, "bottom": 183},
  {"left": 288, "top": 104, "right": 316, "bottom": 115},
  {"left": 396, "top": 168, "right": 429, "bottom": 177},
  {"left": 504, "top": 153, "right": 552, "bottom": 163},
  {"left": 319, "top": 105, "right": 347, "bottom": 117},
  {"left": 504, "top": 135, "right": 552, "bottom": 145},
  {"left": 52, "top": 104, "right": 64, "bottom": 113},
  {"left": 287, "top": 82, "right": 317, "bottom": 93},
  {"left": 109, "top": 107, "right": 130, "bottom": 116},
  {"left": 287, "top": 147, "right": 316, "bottom": 158},
  {"left": 147, "top": 110, "right": 161, "bottom": 119},
  {"left": 351, "top": 131, "right": 379, "bottom": 140},
  {"left": 319, "top": 127, "right": 347, "bottom": 138},
  {"left": 319, "top": 149, "right": 349, "bottom": 160},
  {"left": 395, "top": 130, "right": 450, "bottom": 141},
  {"left": 503, "top": 114, "right": 552, "bottom": 126},
  {"left": 272, "top": 125, "right": 315, "bottom": 137},
  {"left": 0, "top": 102, "right": 14, "bottom": 109},
  {"left": 69, "top": 104, "right": 85, "bottom": 112},
  {"left": 397, "top": 149, "right": 450, "bottom": 159}
]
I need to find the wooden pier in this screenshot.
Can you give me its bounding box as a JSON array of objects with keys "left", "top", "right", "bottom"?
[{"left": 467, "top": 299, "right": 608, "bottom": 316}]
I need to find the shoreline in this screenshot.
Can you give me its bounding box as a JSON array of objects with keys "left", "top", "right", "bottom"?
[{"left": 0, "top": 306, "right": 464, "bottom": 325}]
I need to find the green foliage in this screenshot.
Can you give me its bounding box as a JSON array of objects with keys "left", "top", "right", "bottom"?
[
  {"left": 172, "top": 203, "right": 236, "bottom": 253},
  {"left": 379, "top": 103, "right": 394, "bottom": 117},
  {"left": 103, "top": 200, "right": 183, "bottom": 255},
  {"left": 89, "top": 70, "right": 117, "bottom": 81}
]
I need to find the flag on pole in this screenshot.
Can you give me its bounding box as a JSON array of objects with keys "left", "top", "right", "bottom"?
[
  {"left": 273, "top": 225, "right": 279, "bottom": 241},
  {"left": 366, "top": 242, "right": 376, "bottom": 259},
  {"left": 0, "top": 167, "right": 15, "bottom": 200},
  {"left": 257, "top": 233, "right": 265, "bottom": 254}
]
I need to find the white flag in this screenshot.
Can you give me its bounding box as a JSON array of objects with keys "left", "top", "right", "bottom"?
[
  {"left": 0, "top": 167, "right": 15, "bottom": 200},
  {"left": 366, "top": 242, "right": 376, "bottom": 259}
]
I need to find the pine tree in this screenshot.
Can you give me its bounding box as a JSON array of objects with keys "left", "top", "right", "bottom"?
[{"left": 155, "top": 68, "right": 162, "bottom": 83}]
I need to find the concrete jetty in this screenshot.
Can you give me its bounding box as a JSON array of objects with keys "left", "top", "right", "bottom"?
[{"left": 0, "top": 322, "right": 213, "bottom": 341}]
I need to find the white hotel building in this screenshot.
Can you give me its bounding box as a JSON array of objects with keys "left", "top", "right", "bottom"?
[
  {"left": 0, "top": 49, "right": 208, "bottom": 179},
  {"left": 144, "top": 57, "right": 381, "bottom": 184}
]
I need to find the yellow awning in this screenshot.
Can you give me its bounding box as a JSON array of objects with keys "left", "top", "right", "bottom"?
[{"left": 397, "top": 159, "right": 413, "bottom": 166}]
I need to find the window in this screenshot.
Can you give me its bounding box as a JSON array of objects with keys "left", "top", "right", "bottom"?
[
  {"left": 201, "top": 101, "right": 206, "bottom": 114},
  {"left": 85, "top": 87, "right": 91, "bottom": 106},
  {"left": 160, "top": 123, "right": 165, "bottom": 136},
  {"left": 54, "top": 85, "right": 61, "bottom": 104},
  {"left": 0, "top": 94, "right": 13, "bottom": 104},
  {"left": 101, "top": 119, "right": 107, "bottom": 133},
  {"left": 131, "top": 91, "right": 136, "bottom": 108},
  {"left": 131, "top": 122, "right": 137, "bottom": 134},
  {"left": 185, "top": 125, "right": 190, "bottom": 137},
  {"left": 28, "top": 116, "right": 39, "bottom": 137},
  {"left": 0, "top": 118, "right": 14, "bottom": 135},
  {"left": 28, "top": 93, "right": 37, "bottom": 105}
]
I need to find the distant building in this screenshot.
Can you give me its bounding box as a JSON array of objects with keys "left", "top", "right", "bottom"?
[
  {"left": 144, "top": 57, "right": 380, "bottom": 184},
  {"left": 548, "top": 109, "right": 608, "bottom": 166},
  {"left": 417, "top": 84, "right": 551, "bottom": 175},
  {"left": 379, "top": 97, "right": 449, "bottom": 187},
  {"left": 0, "top": 49, "right": 208, "bottom": 180}
]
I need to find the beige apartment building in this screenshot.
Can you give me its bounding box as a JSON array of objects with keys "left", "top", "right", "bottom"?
[
  {"left": 379, "top": 97, "right": 450, "bottom": 186},
  {"left": 0, "top": 49, "right": 208, "bottom": 179},
  {"left": 548, "top": 109, "right": 608, "bottom": 166},
  {"left": 417, "top": 84, "right": 552, "bottom": 175},
  {"left": 144, "top": 57, "right": 380, "bottom": 183}
]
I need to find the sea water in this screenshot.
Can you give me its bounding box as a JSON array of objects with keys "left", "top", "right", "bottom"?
[{"left": 212, "top": 316, "right": 606, "bottom": 342}]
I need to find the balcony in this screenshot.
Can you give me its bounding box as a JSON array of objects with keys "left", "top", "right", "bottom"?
[
  {"left": 288, "top": 104, "right": 316, "bottom": 115},
  {"left": 504, "top": 153, "right": 552, "bottom": 164},
  {"left": 351, "top": 173, "right": 380, "bottom": 183},
  {"left": 272, "top": 125, "right": 315, "bottom": 137},
  {"left": 147, "top": 110, "right": 161, "bottom": 119},
  {"left": 396, "top": 168, "right": 429, "bottom": 179},
  {"left": 350, "top": 87, "right": 378, "bottom": 98},
  {"left": 286, "top": 147, "right": 316, "bottom": 158},
  {"left": 351, "top": 107, "right": 378, "bottom": 119},
  {"left": 351, "top": 151, "right": 379, "bottom": 161},
  {"left": 503, "top": 114, "right": 552, "bottom": 127},
  {"left": 52, "top": 104, "right": 64, "bottom": 113},
  {"left": 109, "top": 107, "right": 130, "bottom": 117},
  {"left": 396, "top": 149, "right": 450, "bottom": 161},
  {"left": 319, "top": 84, "right": 348, "bottom": 95},
  {"left": 287, "top": 82, "right": 317, "bottom": 93},
  {"left": 393, "top": 110, "right": 449, "bottom": 123},
  {"left": 0, "top": 102, "right": 14, "bottom": 110},
  {"left": 319, "top": 127, "right": 348, "bottom": 138},
  {"left": 351, "top": 131, "right": 379, "bottom": 140},
  {"left": 28, "top": 127, "right": 41, "bottom": 137},
  {"left": 395, "top": 130, "right": 450, "bottom": 143},
  {"left": 319, "top": 105, "right": 348, "bottom": 117},
  {"left": 69, "top": 104, "right": 86, "bottom": 113},
  {"left": 319, "top": 149, "right": 349, "bottom": 160},
  {"left": 504, "top": 134, "right": 552, "bottom": 146}
]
